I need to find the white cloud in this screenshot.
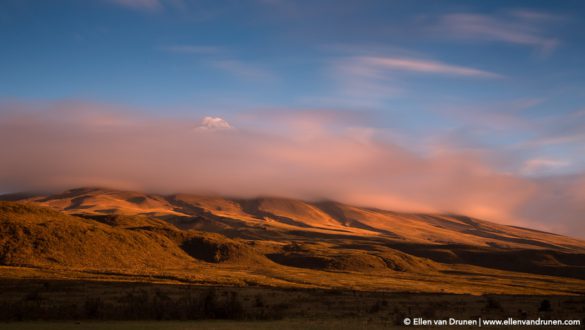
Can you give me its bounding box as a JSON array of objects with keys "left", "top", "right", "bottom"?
[
  {"left": 521, "top": 158, "right": 570, "bottom": 176},
  {"left": 197, "top": 116, "right": 233, "bottom": 130}
]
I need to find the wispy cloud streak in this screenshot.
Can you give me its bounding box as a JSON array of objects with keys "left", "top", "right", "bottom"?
[
  {"left": 322, "top": 55, "right": 499, "bottom": 107},
  {"left": 359, "top": 56, "right": 501, "bottom": 78},
  {"left": 431, "top": 11, "right": 560, "bottom": 53}
]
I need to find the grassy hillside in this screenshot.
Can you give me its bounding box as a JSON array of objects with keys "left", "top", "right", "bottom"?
[
  {"left": 0, "top": 202, "right": 270, "bottom": 271},
  {"left": 0, "top": 202, "right": 193, "bottom": 270},
  {"left": 2, "top": 200, "right": 585, "bottom": 295},
  {"left": 10, "top": 187, "right": 585, "bottom": 251}
]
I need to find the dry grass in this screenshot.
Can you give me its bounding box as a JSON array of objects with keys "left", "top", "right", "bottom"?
[
  {"left": 1, "top": 201, "right": 585, "bottom": 296},
  {"left": 0, "top": 279, "right": 583, "bottom": 324}
]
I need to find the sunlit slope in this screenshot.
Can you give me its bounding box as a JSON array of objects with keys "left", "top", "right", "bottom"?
[
  {"left": 0, "top": 202, "right": 272, "bottom": 271},
  {"left": 0, "top": 202, "right": 192, "bottom": 270},
  {"left": 10, "top": 187, "right": 584, "bottom": 252},
  {"left": 30, "top": 188, "right": 189, "bottom": 217},
  {"left": 0, "top": 201, "right": 451, "bottom": 288},
  {"left": 1, "top": 198, "right": 585, "bottom": 294}
]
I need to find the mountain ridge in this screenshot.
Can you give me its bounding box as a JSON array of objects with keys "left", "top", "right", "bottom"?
[
  {"left": 5, "top": 187, "right": 583, "bottom": 251},
  {"left": 2, "top": 187, "right": 585, "bottom": 295}
]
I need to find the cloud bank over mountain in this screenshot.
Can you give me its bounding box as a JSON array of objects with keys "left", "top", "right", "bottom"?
[{"left": 0, "top": 101, "right": 583, "bottom": 237}]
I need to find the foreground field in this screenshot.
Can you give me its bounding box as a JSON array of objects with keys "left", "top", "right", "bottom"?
[
  {"left": 0, "top": 279, "right": 583, "bottom": 326},
  {"left": 0, "top": 320, "right": 389, "bottom": 330}
]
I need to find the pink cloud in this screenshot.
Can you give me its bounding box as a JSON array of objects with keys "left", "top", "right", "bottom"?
[{"left": 0, "top": 101, "right": 584, "bottom": 237}]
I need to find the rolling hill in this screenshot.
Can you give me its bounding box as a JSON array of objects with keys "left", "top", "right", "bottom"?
[{"left": 1, "top": 187, "right": 585, "bottom": 295}]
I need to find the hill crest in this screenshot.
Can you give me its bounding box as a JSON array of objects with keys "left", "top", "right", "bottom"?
[{"left": 4, "top": 187, "right": 584, "bottom": 252}]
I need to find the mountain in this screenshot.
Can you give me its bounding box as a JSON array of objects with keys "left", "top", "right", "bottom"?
[
  {"left": 10, "top": 187, "right": 584, "bottom": 250},
  {"left": 1, "top": 187, "right": 585, "bottom": 295}
]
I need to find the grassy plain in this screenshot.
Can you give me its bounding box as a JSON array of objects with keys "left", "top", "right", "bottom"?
[{"left": 0, "top": 278, "right": 583, "bottom": 326}]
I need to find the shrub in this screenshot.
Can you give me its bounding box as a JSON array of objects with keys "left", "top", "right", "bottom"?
[{"left": 538, "top": 299, "right": 552, "bottom": 312}]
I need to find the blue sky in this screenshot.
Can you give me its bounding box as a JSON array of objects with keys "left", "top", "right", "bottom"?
[
  {"left": 1, "top": 1, "right": 584, "bottom": 112},
  {"left": 1, "top": 0, "right": 585, "bottom": 174},
  {"left": 2, "top": 1, "right": 584, "bottom": 140},
  {"left": 1, "top": 0, "right": 585, "bottom": 234}
]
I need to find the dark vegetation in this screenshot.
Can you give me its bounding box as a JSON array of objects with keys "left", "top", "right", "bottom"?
[
  {"left": 0, "top": 285, "right": 252, "bottom": 321},
  {"left": 0, "top": 280, "right": 584, "bottom": 324}
]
